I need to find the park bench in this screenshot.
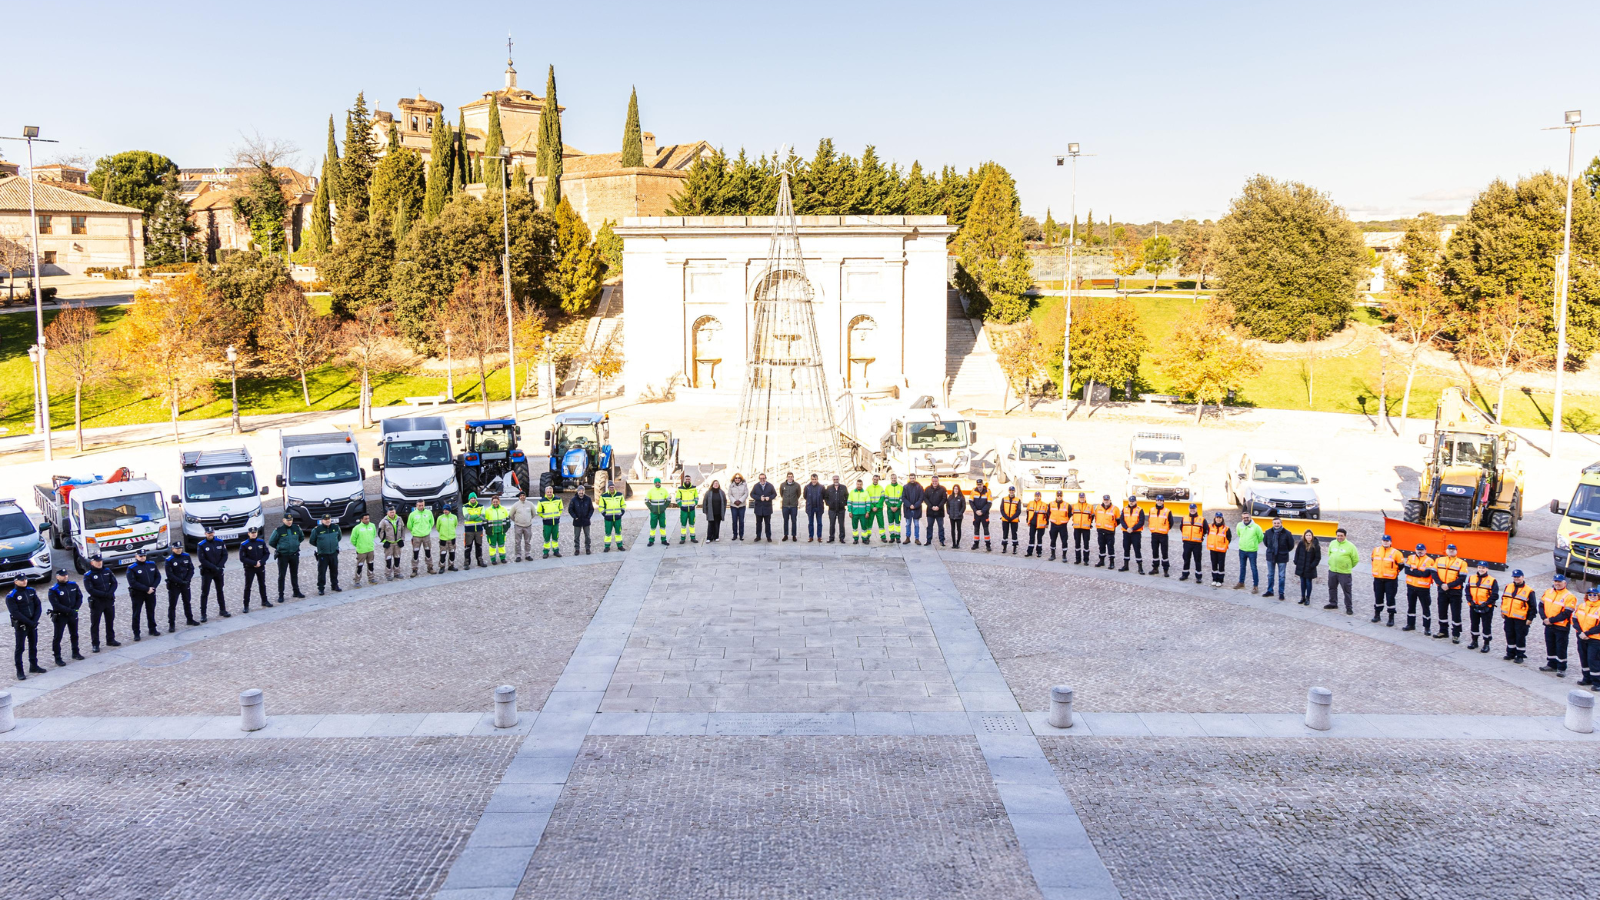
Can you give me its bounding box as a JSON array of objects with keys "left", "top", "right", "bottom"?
[
  {"left": 404, "top": 395, "right": 449, "bottom": 406},
  {"left": 1142, "top": 394, "right": 1180, "bottom": 409},
  {"left": 1089, "top": 278, "right": 1117, "bottom": 289}
]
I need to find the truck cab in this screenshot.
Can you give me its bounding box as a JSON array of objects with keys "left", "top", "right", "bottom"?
[
  {"left": 1551, "top": 462, "right": 1600, "bottom": 581},
  {"left": 172, "top": 448, "right": 269, "bottom": 548},
  {"left": 277, "top": 430, "right": 368, "bottom": 528},
  {"left": 1226, "top": 450, "right": 1321, "bottom": 519},
  {"left": 0, "top": 498, "right": 53, "bottom": 584},
  {"left": 63, "top": 480, "right": 171, "bottom": 571},
  {"left": 371, "top": 416, "right": 458, "bottom": 513},
  {"left": 996, "top": 434, "right": 1077, "bottom": 490},
  {"left": 1124, "top": 432, "right": 1196, "bottom": 502},
  {"left": 876, "top": 407, "right": 978, "bottom": 479}
]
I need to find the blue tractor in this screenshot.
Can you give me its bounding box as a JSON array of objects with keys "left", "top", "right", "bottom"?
[
  {"left": 540, "top": 412, "right": 619, "bottom": 494},
  {"left": 455, "top": 419, "right": 532, "bottom": 499}
]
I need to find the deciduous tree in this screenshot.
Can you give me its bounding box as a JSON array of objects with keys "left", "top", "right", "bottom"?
[
  {"left": 1386, "top": 282, "right": 1455, "bottom": 430},
  {"left": 0, "top": 227, "right": 34, "bottom": 300},
  {"left": 1110, "top": 231, "right": 1143, "bottom": 279},
  {"left": 338, "top": 299, "right": 408, "bottom": 428},
  {"left": 1395, "top": 212, "right": 1443, "bottom": 294},
  {"left": 1455, "top": 292, "right": 1542, "bottom": 423},
  {"left": 1141, "top": 234, "right": 1176, "bottom": 286},
  {"left": 201, "top": 250, "right": 291, "bottom": 348},
  {"left": 992, "top": 320, "right": 1048, "bottom": 412},
  {"left": 257, "top": 282, "right": 336, "bottom": 406},
  {"left": 1068, "top": 297, "right": 1147, "bottom": 399},
  {"left": 1178, "top": 221, "right": 1219, "bottom": 298},
  {"left": 1160, "top": 297, "right": 1262, "bottom": 421},
  {"left": 45, "top": 303, "right": 104, "bottom": 451},
  {"left": 440, "top": 268, "right": 506, "bottom": 416},
  {"left": 118, "top": 273, "right": 217, "bottom": 442}
]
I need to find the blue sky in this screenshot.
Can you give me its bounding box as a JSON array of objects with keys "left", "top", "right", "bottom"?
[{"left": 9, "top": 0, "right": 1599, "bottom": 223}]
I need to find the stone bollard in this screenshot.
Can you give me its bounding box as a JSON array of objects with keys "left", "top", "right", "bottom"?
[
  {"left": 1305, "top": 687, "right": 1332, "bottom": 731},
  {"left": 0, "top": 691, "right": 13, "bottom": 734},
  {"left": 494, "top": 685, "right": 518, "bottom": 728},
  {"left": 1565, "top": 689, "right": 1595, "bottom": 735},
  {"left": 239, "top": 689, "right": 266, "bottom": 732},
  {"left": 1048, "top": 686, "right": 1075, "bottom": 729}
]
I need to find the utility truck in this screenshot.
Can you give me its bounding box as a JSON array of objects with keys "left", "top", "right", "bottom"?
[
  {"left": 1123, "top": 432, "right": 1196, "bottom": 502},
  {"left": 277, "top": 430, "right": 368, "bottom": 528},
  {"left": 171, "top": 448, "right": 269, "bottom": 549},
  {"left": 838, "top": 394, "right": 979, "bottom": 479},
  {"left": 1550, "top": 461, "right": 1600, "bottom": 583},
  {"left": 35, "top": 467, "right": 172, "bottom": 572},
  {"left": 371, "top": 416, "right": 458, "bottom": 513}
]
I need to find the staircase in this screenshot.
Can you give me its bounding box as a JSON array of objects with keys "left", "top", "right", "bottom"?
[
  {"left": 565, "top": 284, "right": 625, "bottom": 400},
  {"left": 945, "top": 290, "right": 1007, "bottom": 405}
]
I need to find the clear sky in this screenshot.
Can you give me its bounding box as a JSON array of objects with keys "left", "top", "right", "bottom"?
[{"left": 9, "top": 0, "right": 1599, "bottom": 224}]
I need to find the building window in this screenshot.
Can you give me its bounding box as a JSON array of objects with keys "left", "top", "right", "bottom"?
[
  {"left": 42, "top": 251, "right": 56, "bottom": 264},
  {"left": 691, "top": 316, "right": 723, "bottom": 389},
  {"left": 71, "top": 216, "right": 87, "bottom": 235},
  {"left": 37, "top": 215, "right": 52, "bottom": 234},
  {"left": 847, "top": 315, "right": 878, "bottom": 388},
  {"left": 427, "top": 116, "right": 434, "bottom": 132}
]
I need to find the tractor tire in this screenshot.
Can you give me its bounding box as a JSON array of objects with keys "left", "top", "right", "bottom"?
[
  {"left": 512, "top": 462, "right": 531, "bottom": 495},
  {"left": 461, "top": 467, "right": 482, "bottom": 502},
  {"left": 1402, "top": 500, "right": 1427, "bottom": 524},
  {"left": 1489, "top": 510, "right": 1515, "bottom": 534},
  {"left": 539, "top": 471, "right": 553, "bottom": 496}
]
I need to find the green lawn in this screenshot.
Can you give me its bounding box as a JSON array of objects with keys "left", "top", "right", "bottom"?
[{"left": 1028, "top": 294, "right": 1600, "bottom": 431}]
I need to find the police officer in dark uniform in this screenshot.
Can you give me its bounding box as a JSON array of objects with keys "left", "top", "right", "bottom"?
[
  {"left": 196, "top": 527, "right": 231, "bottom": 619},
  {"left": 238, "top": 526, "right": 271, "bottom": 611},
  {"left": 126, "top": 549, "right": 162, "bottom": 640},
  {"left": 7, "top": 575, "right": 45, "bottom": 680},
  {"left": 47, "top": 569, "right": 84, "bottom": 666},
  {"left": 83, "top": 554, "right": 120, "bottom": 652},
  {"left": 164, "top": 542, "right": 199, "bottom": 631}
]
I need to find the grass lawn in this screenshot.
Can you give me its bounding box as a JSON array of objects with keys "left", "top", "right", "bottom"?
[{"left": 1027, "top": 293, "right": 1600, "bottom": 432}]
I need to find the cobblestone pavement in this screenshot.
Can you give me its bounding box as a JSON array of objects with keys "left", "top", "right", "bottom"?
[
  {"left": 1043, "top": 737, "right": 1600, "bottom": 900},
  {"left": 601, "top": 550, "right": 962, "bottom": 713},
  {"left": 949, "top": 562, "right": 1554, "bottom": 716},
  {"left": 517, "top": 735, "right": 1041, "bottom": 900},
  {"left": 22, "top": 564, "right": 618, "bottom": 717},
  {"left": 0, "top": 736, "right": 518, "bottom": 900}
]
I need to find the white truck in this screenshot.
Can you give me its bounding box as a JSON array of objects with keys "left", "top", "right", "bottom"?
[
  {"left": 1123, "top": 431, "right": 1197, "bottom": 502},
  {"left": 171, "top": 448, "right": 270, "bottom": 548},
  {"left": 839, "top": 394, "right": 979, "bottom": 479},
  {"left": 34, "top": 471, "right": 173, "bottom": 572},
  {"left": 276, "top": 430, "right": 368, "bottom": 529},
  {"left": 371, "top": 416, "right": 458, "bottom": 513}
]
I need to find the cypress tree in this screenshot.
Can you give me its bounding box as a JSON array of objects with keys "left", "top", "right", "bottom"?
[
  {"left": 387, "top": 122, "right": 399, "bottom": 152},
  {"left": 484, "top": 98, "right": 505, "bottom": 199},
  {"left": 306, "top": 160, "right": 332, "bottom": 255},
  {"left": 454, "top": 110, "right": 468, "bottom": 192},
  {"left": 341, "top": 92, "right": 378, "bottom": 224},
  {"left": 425, "top": 121, "right": 451, "bottom": 220},
  {"left": 538, "top": 66, "right": 563, "bottom": 208},
  {"left": 620, "top": 87, "right": 643, "bottom": 167},
  {"left": 392, "top": 195, "right": 410, "bottom": 243},
  {"left": 322, "top": 114, "right": 342, "bottom": 222},
  {"left": 511, "top": 162, "right": 527, "bottom": 194}
]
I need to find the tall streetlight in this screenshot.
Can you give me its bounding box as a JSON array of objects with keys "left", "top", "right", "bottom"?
[
  {"left": 1378, "top": 344, "right": 1390, "bottom": 434},
  {"left": 443, "top": 327, "right": 455, "bottom": 400},
  {"left": 226, "top": 345, "right": 240, "bottom": 434},
  {"left": 1056, "top": 145, "right": 1081, "bottom": 420},
  {"left": 494, "top": 145, "right": 517, "bottom": 418},
  {"left": 1545, "top": 110, "right": 1597, "bottom": 456},
  {"left": 27, "top": 344, "right": 42, "bottom": 431},
  {"left": 2, "top": 126, "right": 59, "bottom": 461}
]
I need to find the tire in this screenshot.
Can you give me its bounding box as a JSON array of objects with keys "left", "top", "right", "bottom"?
[
  {"left": 996, "top": 467, "right": 1008, "bottom": 485},
  {"left": 539, "top": 471, "right": 553, "bottom": 495},
  {"left": 51, "top": 522, "right": 63, "bottom": 550},
  {"left": 1402, "top": 500, "right": 1427, "bottom": 524},
  {"left": 461, "top": 467, "right": 481, "bottom": 501},
  {"left": 513, "top": 462, "right": 531, "bottom": 495},
  {"left": 73, "top": 549, "right": 86, "bottom": 575},
  {"left": 1489, "top": 510, "right": 1515, "bottom": 534}
]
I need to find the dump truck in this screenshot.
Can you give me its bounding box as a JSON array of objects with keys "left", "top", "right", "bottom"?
[
  {"left": 1388, "top": 386, "right": 1522, "bottom": 564},
  {"left": 35, "top": 468, "right": 173, "bottom": 572},
  {"left": 837, "top": 393, "right": 979, "bottom": 480}
]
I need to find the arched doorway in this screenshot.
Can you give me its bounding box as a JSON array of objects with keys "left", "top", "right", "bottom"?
[
  {"left": 691, "top": 315, "right": 723, "bottom": 388},
  {"left": 847, "top": 315, "right": 877, "bottom": 389}
]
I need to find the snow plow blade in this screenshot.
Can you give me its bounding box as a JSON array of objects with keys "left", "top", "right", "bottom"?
[
  {"left": 1382, "top": 516, "right": 1510, "bottom": 566},
  {"left": 1250, "top": 517, "right": 1341, "bottom": 540}
]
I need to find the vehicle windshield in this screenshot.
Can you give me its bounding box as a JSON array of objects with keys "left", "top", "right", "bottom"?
[
  {"left": 287, "top": 453, "right": 360, "bottom": 486},
  {"left": 1251, "top": 463, "right": 1306, "bottom": 484},
  {"left": 1134, "top": 448, "right": 1185, "bottom": 467},
  {"left": 79, "top": 492, "right": 164, "bottom": 529},
  {"left": 0, "top": 511, "right": 37, "bottom": 541},
  {"left": 385, "top": 439, "right": 451, "bottom": 468},
  {"left": 640, "top": 432, "right": 671, "bottom": 467},
  {"left": 1568, "top": 483, "right": 1600, "bottom": 521},
  {"left": 472, "top": 427, "right": 512, "bottom": 453},
  {"left": 1018, "top": 443, "right": 1067, "bottom": 461},
  {"left": 557, "top": 424, "right": 601, "bottom": 455},
  {"left": 1439, "top": 434, "right": 1495, "bottom": 467},
  {"left": 907, "top": 420, "right": 968, "bottom": 450},
  {"left": 184, "top": 470, "right": 258, "bottom": 502}
]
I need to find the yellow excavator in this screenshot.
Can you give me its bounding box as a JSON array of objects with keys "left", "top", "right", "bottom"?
[{"left": 1388, "top": 386, "right": 1523, "bottom": 564}]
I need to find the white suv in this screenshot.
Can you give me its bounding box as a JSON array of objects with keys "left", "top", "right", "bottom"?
[{"left": 1226, "top": 450, "right": 1322, "bottom": 519}]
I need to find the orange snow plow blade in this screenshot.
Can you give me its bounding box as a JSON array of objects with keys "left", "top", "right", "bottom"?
[
  {"left": 1250, "top": 517, "right": 1342, "bottom": 540},
  {"left": 1382, "top": 516, "right": 1511, "bottom": 566}
]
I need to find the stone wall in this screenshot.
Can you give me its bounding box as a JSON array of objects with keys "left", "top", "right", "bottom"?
[{"left": 535, "top": 169, "right": 688, "bottom": 228}]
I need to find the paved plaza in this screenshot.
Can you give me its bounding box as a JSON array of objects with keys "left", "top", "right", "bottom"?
[{"left": 3, "top": 534, "right": 1598, "bottom": 899}]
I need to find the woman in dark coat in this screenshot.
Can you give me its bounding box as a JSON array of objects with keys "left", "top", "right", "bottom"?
[
  {"left": 1292, "top": 530, "right": 1321, "bottom": 606},
  {"left": 946, "top": 485, "right": 967, "bottom": 549},
  {"left": 702, "top": 480, "right": 727, "bottom": 542}
]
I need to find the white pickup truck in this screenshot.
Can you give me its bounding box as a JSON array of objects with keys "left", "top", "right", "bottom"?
[
  {"left": 1123, "top": 432, "right": 1197, "bottom": 502},
  {"left": 35, "top": 473, "right": 173, "bottom": 572}
]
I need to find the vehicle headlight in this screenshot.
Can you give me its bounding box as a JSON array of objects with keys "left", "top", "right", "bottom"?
[
  {"left": 1306, "top": 499, "right": 1320, "bottom": 509},
  {"left": 1558, "top": 534, "right": 1570, "bottom": 550},
  {"left": 184, "top": 513, "right": 202, "bottom": 524},
  {"left": 1029, "top": 468, "right": 1040, "bottom": 476},
  {"left": 32, "top": 547, "right": 51, "bottom": 565},
  {"left": 348, "top": 490, "right": 366, "bottom": 502},
  {"left": 288, "top": 498, "right": 306, "bottom": 506}
]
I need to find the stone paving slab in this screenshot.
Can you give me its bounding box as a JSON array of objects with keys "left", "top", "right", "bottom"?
[{"left": 0, "top": 736, "right": 517, "bottom": 900}]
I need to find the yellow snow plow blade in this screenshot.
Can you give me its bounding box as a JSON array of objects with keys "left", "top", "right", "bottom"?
[{"left": 1249, "top": 517, "right": 1342, "bottom": 540}]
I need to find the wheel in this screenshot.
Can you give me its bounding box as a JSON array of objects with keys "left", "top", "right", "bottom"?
[
  {"left": 461, "top": 466, "right": 482, "bottom": 501},
  {"left": 1488, "top": 510, "right": 1515, "bottom": 533},
  {"left": 51, "top": 522, "right": 63, "bottom": 550},
  {"left": 512, "top": 462, "right": 531, "bottom": 495},
  {"left": 1402, "top": 500, "right": 1427, "bottom": 524},
  {"left": 73, "top": 549, "right": 86, "bottom": 575},
  {"left": 539, "top": 471, "right": 553, "bottom": 495}
]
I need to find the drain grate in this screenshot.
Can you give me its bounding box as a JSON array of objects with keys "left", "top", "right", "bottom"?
[
  {"left": 980, "top": 715, "right": 1021, "bottom": 734},
  {"left": 138, "top": 650, "right": 193, "bottom": 668}
]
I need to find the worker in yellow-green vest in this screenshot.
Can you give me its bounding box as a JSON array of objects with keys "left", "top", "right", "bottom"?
[
  {"left": 675, "top": 476, "right": 700, "bottom": 544},
  {"left": 600, "top": 483, "right": 627, "bottom": 552},
  {"left": 537, "top": 486, "right": 565, "bottom": 559},
  {"left": 462, "top": 494, "right": 487, "bottom": 569},
  {"left": 484, "top": 496, "right": 511, "bottom": 565},
  {"left": 646, "top": 479, "right": 670, "bottom": 547},
  {"left": 866, "top": 475, "right": 886, "bottom": 543},
  {"left": 882, "top": 474, "right": 903, "bottom": 544},
  {"left": 435, "top": 503, "right": 460, "bottom": 572},
  {"left": 848, "top": 479, "right": 872, "bottom": 544}
]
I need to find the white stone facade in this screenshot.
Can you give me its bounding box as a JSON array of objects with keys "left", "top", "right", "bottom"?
[{"left": 616, "top": 215, "right": 955, "bottom": 402}]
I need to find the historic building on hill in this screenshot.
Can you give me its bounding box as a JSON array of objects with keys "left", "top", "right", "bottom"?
[
  {"left": 0, "top": 176, "right": 144, "bottom": 275},
  {"left": 179, "top": 167, "right": 317, "bottom": 259}
]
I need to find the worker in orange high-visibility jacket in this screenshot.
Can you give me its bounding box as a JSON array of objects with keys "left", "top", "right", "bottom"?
[
  {"left": 1024, "top": 493, "right": 1049, "bottom": 558},
  {"left": 1118, "top": 496, "right": 1145, "bottom": 574},
  {"left": 1369, "top": 534, "right": 1405, "bottom": 627},
  {"left": 1093, "top": 495, "right": 1120, "bottom": 568},
  {"left": 1464, "top": 563, "right": 1499, "bottom": 653},
  {"left": 1402, "top": 543, "right": 1435, "bottom": 633},
  {"left": 999, "top": 487, "right": 1023, "bottom": 555},
  {"left": 1177, "top": 504, "right": 1206, "bottom": 582},
  {"left": 1205, "top": 511, "right": 1231, "bottom": 587},
  {"left": 1146, "top": 499, "right": 1173, "bottom": 578},
  {"left": 1432, "top": 543, "right": 1469, "bottom": 642},
  {"left": 1499, "top": 570, "right": 1536, "bottom": 663},
  {"left": 1047, "top": 492, "right": 1072, "bottom": 562},
  {"left": 1539, "top": 574, "right": 1579, "bottom": 676},
  {"left": 1069, "top": 493, "right": 1094, "bottom": 566},
  {"left": 1573, "top": 586, "right": 1600, "bottom": 687}
]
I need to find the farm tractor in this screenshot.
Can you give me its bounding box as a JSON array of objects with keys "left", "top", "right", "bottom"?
[
  {"left": 541, "top": 412, "right": 620, "bottom": 494},
  {"left": 455, "top": 419, "right": 531, "bottom": 499}
]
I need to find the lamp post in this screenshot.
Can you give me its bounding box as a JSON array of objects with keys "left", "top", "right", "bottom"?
[
  {"left": 544, "top": 334, "right": 554, "bottom": 415},
  {"left": 1378, "top": 343, "right": 1390, "bottom": 434},
  {"left": 443, "top": 327, "right": 455, "bottom": 400},
  {"left": 2, "top": 126, "right": 60, "bottom": 461},
  {"left": 226, "top": 345, "right": 240, "bottom": 434},
  {"left": 495, "top": 145, "right": 517, "bottom": 418},
  {"left": 1056, "top": 145, "right": 1081, "bottom": 420},
  {"left": 1546, "top": 109, "right": 1597, "bottom": 456},
  {"left": 26, "top": 344, "right": 41, "bottom": 432}
]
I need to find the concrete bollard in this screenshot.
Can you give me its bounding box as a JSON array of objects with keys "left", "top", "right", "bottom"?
[
  {"left": 1565, "top": 689, "right": 1595, "bottom": 734},
  {"left": 1305, "top": 687, "right": 1332, "bottom": 731},
  {"left": 239, "top": 688, "right": 266, "bottom": 732},
  {"left": 0, "top": 691, "right": 13, "bottom": 734},
  {"left": 494, "top": 685, "right": 518, "bottom": 728},
  {"left": 1048, "top": 685, "right": 1075, "bottom": 729}
]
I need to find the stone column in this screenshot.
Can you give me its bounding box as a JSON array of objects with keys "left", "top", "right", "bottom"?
[
  {"left": 1304, "top": 687, "right": 1332, "bottom": 731},
  {"left": 494, "top": 684, "right": 519, "bottom": 728},
  {"left": 239, "top": 688, "right": 266, "bottom": 732},
  {"left": 1048, "top": 685, "right": 1075, "bottom": 728}
]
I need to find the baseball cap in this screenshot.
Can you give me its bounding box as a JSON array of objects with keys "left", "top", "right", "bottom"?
[
  {"left": 1128, "top": 495, "right": 1138, "bottom": 502},
  {"left": 1415, "top": 543, "right": 1426, "bottom": 551},
  {"left": 1189, "top": 504, "right": 1198, "bottom": 511},
  {"left": 1554, "top": 574, "right": 1567, "bottom": 582},
  {"left": 1381, "top": 534, "right": 1392, "bottom": 542},
  {"left": 55, "top": 568, "right": 67, "bottom": 577},
  {"left": 1102, "top": 494, "right": 1111, "bottom": 501},
  {"left": 1512, "top": 569, "right": 1524, "bottom": 577},
  {"left": 1446, "top": 543, "right": 1457, "bottom": 551},
  {"left": 1212, "top": 511, "right": 1224, "bottom": 519}
]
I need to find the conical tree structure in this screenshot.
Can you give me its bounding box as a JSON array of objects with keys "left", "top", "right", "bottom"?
[{"left": 731, "top": 171, "right": 852, "bottom": 480}]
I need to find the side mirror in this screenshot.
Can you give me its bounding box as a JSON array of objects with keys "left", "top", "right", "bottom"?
[
  {"left": 275, "top": 475, "right": 285, "bottom": 488},
  {"left": 455, "top": 428, "right": 462, "bottom": 441},
  {"left": 544, "top": 430, "right": 552, "bottom": 446},
  {"left": 1551, "top": 499, "right": 1565, "bottom": 515},
  {"left": 260, "top": 486, "right": 270, "bottom": 496},
  {"left": 515, "top": 426, "right": 522, "bottom": 438},
  {"left": 170, "top": 494, "right": 181, "bottom": 506},
  {"left": 361, "top": 468, "right": 368, "bottom": 481},
  {"left": 371, "top": 458, "right": 383, "bottom": 472},
  {"left": 1067, "top": 454, "right": 1076, "bottom": 461},
  {"left": 1417, "top": 434, "right": 1428, "bottom": 445},
  {"left": 37, "top": 521, "right": 50, "bottom": 533},
  {"left": 1311, "top": 477, "right": 1320, "bottom": 484},
  {"left": 1007, "top": 453, "right": 1016, "bottom": 461}
]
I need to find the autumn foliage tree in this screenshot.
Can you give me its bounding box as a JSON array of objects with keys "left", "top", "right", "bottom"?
[
  {"left": 442, "top": 268, "right": 507, "bottom": 416},
  {"left": 1456, "top": 292, "right": 1542, "bottom": 423},
  {"left": 118, "top": 273, "right": 217, "bottom": 442},
  {"left": 258, "top": 282, "right": 336, "bottom": 406},
  {"left": 45, "top": 303, "right": 104, "bottom": 451},
  {"left": 1386, "top": 282, "right": 1455, "bottom": 430},
  {"left": 1160, "top": 298, "right": 1262, "bottom": 421},
  {"left": 338, "top": 299, "right": 408, "bottom": 428}
]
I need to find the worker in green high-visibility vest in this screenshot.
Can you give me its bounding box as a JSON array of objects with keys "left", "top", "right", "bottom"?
[
  {"left": 599, "top": 483, "right": 627, "bottom": 552},
  {"left": 848, "top": 479, "right": 872, "bottom": 544},
  {"left": 537, "top": 487, "right": 565, "bottom": 559},
  {"left": 866, "top": 475, "right": 886, "bottom": 544},
  {"left": 646, "top": 479, "right": 670, "bottom": 547},
  {"left": 882, "top": 474, "right": 904, "bottom": 544},
  {"left": 675, "top": 476, "right": 699, "bottom": 544}
]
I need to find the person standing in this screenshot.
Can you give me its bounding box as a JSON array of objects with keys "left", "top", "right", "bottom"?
[
  {"left": 999, "top": 487, "right": 1022, "bottom": 554},
  {"left": 310, "top": 513, "right": 342, "bottom": 595},
  {"left": 239, "top": 526, "right": 271, "bottom": 610},
  {"left": 1292, "top": 529, "right": 1321, "bottom": 605},
  {"left": 126, "top": 549, "right": 162, "bottom": 640},
  {"left": 969, "top": 481, "right": 992, "bottom": 552},
  {"left": 902, "top": 476, "right": 924, "bottom": 545},
  {"left": 163, "top": 543, "right": 199, "bottom": 631},
  {"left": 867, "top": 475, "right": 888, "bottom": 543},
  {"left": 1574, "top": 587, "right": 1600, "bottom": 686},
  {"left": 406, "top": 500, "right": 436, "bottom": 576},
  {"left": 1370, "top": 534, "right": 1404, "bottom": 626},
  {"left": 378, "top": 507, "right": 406, "bottom": 581},
  {"left": 462, "top": 493, "right": 487, "bottom": 569},
  {"left": 436, "top": 503, "right": 460, "bottom": 571},
  {"left": 509, "top": 491, "right": 537, "bottom": 563},
  {"left": 702, "top": 480, "right": 726, "bottom": 543},
  {"left": 1046, "top": 491, "right": 1071, "bottom": 562},
  {"left": 1432, "top": 544, "right": 1468, "bottom": 641},
  {"left": 848, "top": 479, "right": 871, "bottom": 544},
  {"left": 1500, "top": 570, "right": 1535, "bottom": 662},
  {"left": 83, "top": 555, "right": 120, "bottom": 651},
  {"left": 947, "top": 484, "right": 967, "bottom": 549},
  {"left": 485, "top": 496, "right": 511, "bottom": 563},
  {"left": 7, "top": 576, "right": 44, "bottom": 680},
  {"left": 750, "top": 474, "right": 776, "bottom": 542},
  {"left": 823, "top": 475, "right": 848, "bottom": 543},
  {"left": 728, "top": 474, "right": 749, "bottom": 542},
  {"left": 1402, "top": 543, "right": 1435, "bottom": 633},
  {"left": 1206, "top": 511, "right": 1231, "bottom": 587},
  {"left": 46, "top": 570, "right": 84, "bottom": 666},
  {"left": 1178, "top": 504, "right": 1205, "bottom": 582},
  {"left": 923, "top": 476, "right": 948, "bottom": 547},
  {"left": 1260, "top": 518, "right": 1293, "bottom": 599},
  {"left": 1539, "top": 574, "right": 1578, "bottom": 677},
  {"left": 569, "top": 486, "right": 596, "bottom": 553},
  {"left": 1146, "top": 499, "right": 1172, "bottom": 577},
  {"left": 780, "top": 473, "right": 802, "bottom": 542},
  {"left": 883, "top": 474, "right": 904, "bottom": 544},
  {"left": 646, "top": 479, "right": 670, "bottom": 546},
  {"left": 350, "top": 513, "right": 378, "bottom": 587},
  {"left": 537, "top": 487, "right": 565, "bottom": 558},
  {"left": 1093, "top": 495, "right": 1119, "bottom": 567},
  {"left": 674, "top": 476, "right": 700, "bottom": 544},
  {"left": 1069, "top": 492, "right": 1094, "bottom": 566},
  {"left": 269, "top": 514, "right": 307, "bottom": 601},
  {"left": 1465, "top": 564, "right": 1499, "bottom": 653},
  {"left": 600, "top": 482, "right": 628, "bottom": 551},
  {"left": 1233, "top": 516, "right": 1263, "bottom": 593},
  {"left": 800, "top": 474, "right": 825, "bottom": 544},
  {"left": 1025, "top": 491, "right": 1049, "bottom": 558},
  {"left": 1118, "top": 496, "right": 1145, "bottom": 573},
  {"left": 1324, "top": 528, "right": 1359, "bottom": 614},
  {"left": 196, "top": 528, "right": 229, "bottom": 617}
]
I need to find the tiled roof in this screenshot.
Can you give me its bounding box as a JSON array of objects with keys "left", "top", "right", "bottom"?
[
  {"left": 559, "top": 142, "right": 712, "bottom": 177},
  {"left": 0, "top": 176, "right": 142, "bottom": 215}
]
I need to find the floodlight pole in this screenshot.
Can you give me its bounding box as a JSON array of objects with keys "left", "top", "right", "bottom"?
[
  {"left": 497, "top": 146, "right": 517, "bottom": 419},
  {"left": 1545, "top": 110, "right": 1597, "bottom": 456},
  {"left": 14, "top": 128, "right": 59, "bottom": 462},
  {"left": 1057, "top": 146, "right": 1080, "bottom": 421}
]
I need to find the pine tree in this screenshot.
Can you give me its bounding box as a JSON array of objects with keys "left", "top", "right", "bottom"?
[
  {"left": 341, "top": 92, "right": 378, "bottom": 224},
  {"left": 425, "top": 121, "right": 452, "bottom": 220},
  {"left": 484, "top": 98, "right": 505, "bottom": 199},
  {"left": 620, "top": 87, "right": 643, "bottom": 167},
  {"left": 538, "top": 66, "right": 563, "bottom": 208},
  {"left": 322, "top": 115, "right": 342, "bottom": 224},
  {"left": 144, "top": 174, "right": 197, "bottom": 266},
  {"left": 306, "top": 160, "right": 333, "bottom": 255}
]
